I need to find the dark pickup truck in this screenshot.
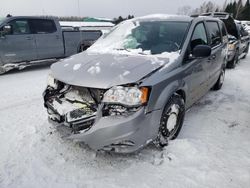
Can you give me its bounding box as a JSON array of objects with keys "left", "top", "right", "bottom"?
[{"left": 0, "top": 16, "right": 102, "bottom": 74}]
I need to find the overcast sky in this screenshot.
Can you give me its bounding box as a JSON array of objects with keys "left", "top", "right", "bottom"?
[{"left": 0, "top": 0, "right": 226, "bottom": 19}]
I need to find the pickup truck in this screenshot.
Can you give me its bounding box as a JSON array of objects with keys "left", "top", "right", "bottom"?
[{"left": 0, "top": 16, "right": 102, "bottom": 74}]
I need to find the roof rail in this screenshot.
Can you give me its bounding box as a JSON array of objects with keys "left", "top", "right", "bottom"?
[
  {"left": 190, "top": 14, "right": 199, "bottom": 18},
  {"left": 199, "top": 12, "right": 230, "bottom": 19}
]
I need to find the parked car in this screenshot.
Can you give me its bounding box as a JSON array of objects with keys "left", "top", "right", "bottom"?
[
  {"left": 43, "top": 14, "right": 227, "bottom": 153},
  {"left": 201, "top": 12, "right": 250, "bottom": 68},
  {"left": 0, "top": 16, "right": 102, "bottom": 74},
  {"left": 235, "top": 21, "right": 250, "bottom": 59},
  {"left": 241, "top": 21, "right": 250, "bottom": 34}
]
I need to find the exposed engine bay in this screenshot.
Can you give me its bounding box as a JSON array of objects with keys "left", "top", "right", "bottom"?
[{"left": 43, "top": 82, "right": 141, "bottom": 134}]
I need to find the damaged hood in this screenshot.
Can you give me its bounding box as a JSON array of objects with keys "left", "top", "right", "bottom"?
[{"left": 51, "top": 52, "right": 178, "bottom": 89}]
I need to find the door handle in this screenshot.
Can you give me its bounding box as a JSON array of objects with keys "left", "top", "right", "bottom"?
[
  {"left": 26, "top": 36, "right": 32, "bottom": 40},
  {"left": 55, "top": 35, "right": 60, "bottom": 39}
]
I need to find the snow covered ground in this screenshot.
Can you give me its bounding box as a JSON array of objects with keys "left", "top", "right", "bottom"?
[{"left": 0, "top": 55, "right": 250, "bottom": 188}]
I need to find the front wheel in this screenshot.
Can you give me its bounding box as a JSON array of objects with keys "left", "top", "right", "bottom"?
[{"left": 156, "top": 94, "right": 185, "bottom": 147}]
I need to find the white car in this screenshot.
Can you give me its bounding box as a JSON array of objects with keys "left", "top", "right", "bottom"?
[{"left": 241, "top": 21, "right": 250, "bottom": 34}]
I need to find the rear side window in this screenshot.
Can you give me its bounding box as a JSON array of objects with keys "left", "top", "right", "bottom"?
[
  {"left": 8, "top": 19, "right": 31, "bottom": 35},
  {"left": 206, "top": 21, "right": 222, "bottom": 47},
  {"left": 190, "top": 22, "right": 208, "bottom": 50},
  {"left": 30, "top": 19, "right": 57, "bottom": 34}
]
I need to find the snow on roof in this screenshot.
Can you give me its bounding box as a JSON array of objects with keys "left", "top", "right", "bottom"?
[
  {"left": 60, "top": 21, "right": 114, "bottom": 28},
  {"left": 134, "top": 14, "right": 192, "bottom": 22}
]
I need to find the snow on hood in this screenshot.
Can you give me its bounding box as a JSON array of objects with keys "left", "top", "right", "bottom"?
[{"left": 51, "top": 51, "right": 179, "bottom": 89}]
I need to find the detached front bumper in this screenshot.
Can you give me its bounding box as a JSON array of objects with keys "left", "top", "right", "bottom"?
[
  {"left": 44, "top": 85, "right": 162, "bottom": 153},
  {"left": 49, "top": 107, "right": 162, "bottom": 153}
]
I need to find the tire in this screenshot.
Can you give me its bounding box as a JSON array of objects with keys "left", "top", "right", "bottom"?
[
  {"left": 242, "top": 44, "right": 249, "bottom": 59},
  {"left": 227, "top": 49, "right": 239, "bottom": 69},
  {"left": 212, "top": 68, "right": 225, "bottom": 91},
  {"left": 0, "top": 66, "right": 6, "bottom": 75},
  {"left": 156, "top": 94, "right": 185, "bottom": 147},
  {"left": 78, "top": 44, "right": 90, "bottom": 53}
]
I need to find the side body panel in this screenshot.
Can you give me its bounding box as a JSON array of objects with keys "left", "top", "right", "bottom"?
[
  {"left": 63, "top": 30, "right": 102, "bottom": 56},
  {"left": 0, "top": 18, "right": 37, "bottom": 64},
  {"left": 30, "top": 19, "right": 64, "bottom": 59}
]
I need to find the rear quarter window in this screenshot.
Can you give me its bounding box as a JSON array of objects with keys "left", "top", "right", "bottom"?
[
  {"left": 206, "top": 21, "right": 222, "bottom": 47},
  {"left": 30, "top": 19, "right": 57, "bottom": 34}
]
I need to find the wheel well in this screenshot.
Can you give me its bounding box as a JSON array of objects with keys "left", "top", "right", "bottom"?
[
  {"left": 78, "top": 43, "right": 90, "bottom": 52},
  {"left": 175, "top": 89, "right": 186, "bottom": 102}
]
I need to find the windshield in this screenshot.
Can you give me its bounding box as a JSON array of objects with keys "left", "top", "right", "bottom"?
[{"left": 88, "top": 20, "right": 190, "bottom": 55}]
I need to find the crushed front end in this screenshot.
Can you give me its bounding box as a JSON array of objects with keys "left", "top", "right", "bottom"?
[{"left": 43, "top": 75, "right": 161, "bottom": 153}]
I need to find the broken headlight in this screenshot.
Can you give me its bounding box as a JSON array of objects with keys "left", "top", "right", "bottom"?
[
  {"left": 103, "top": 86, "right": 149, "bottom": 106},
  {"left": 47, "top": 73, "right": 58, "bottom": 89}
]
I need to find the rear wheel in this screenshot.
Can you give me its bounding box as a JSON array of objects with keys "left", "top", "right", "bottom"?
[
  {"left": 156, "top": 94, "right": 185, "bottom": 147},
  {"left": 212, "top": 68, "right": 225, "bottom": 91},
  {"left": 78, "top": 44, "right": 90, "bottom": 53}
]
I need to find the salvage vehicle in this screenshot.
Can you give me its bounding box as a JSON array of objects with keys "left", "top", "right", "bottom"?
[
  {"left": 43, "top": 14, "right": 227, "bottom": 153},
  {"left": 235, "top": 21, "right": 250, "bottom": 60},
  {"left": 241, "top": 21, "right": 250, "bottom": 34},
  {"left": 201, "top": 12, "right": 250, "bottom": 68},
  {"left": 0, "top": 16, "right": 102, "bottom": 74}
]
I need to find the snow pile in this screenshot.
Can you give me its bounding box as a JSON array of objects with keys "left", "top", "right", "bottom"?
[{"left": 0, "top": 54, "right": 250, "bottom": 188}]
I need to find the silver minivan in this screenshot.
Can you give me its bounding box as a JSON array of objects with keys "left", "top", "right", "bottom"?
[{"left": 43, "top": 14, "right": 228, "bottom": 153}]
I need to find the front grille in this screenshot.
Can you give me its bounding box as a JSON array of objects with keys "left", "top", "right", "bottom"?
[
  {"left": 45, "top": 84, "right": 105, "bottom": 132},
  {"left": 69, "top": 107, "right": 94, "bottom": 120},
  {"left": 71, "top": 119, "right": 95, "bottom": 133}
]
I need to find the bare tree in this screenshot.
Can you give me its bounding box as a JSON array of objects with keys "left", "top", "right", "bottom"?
[
  {"left": 177, "top": 6, "right": 193, "bottom": 15},
  {"left": 236, "top": 0, "right": 244, "bottom": 19},
  {"left": 191, "top": 1, "right": 219, "bottom": 15}
]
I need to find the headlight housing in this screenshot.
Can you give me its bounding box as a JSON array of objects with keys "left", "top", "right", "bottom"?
[
  {"left": 228, "top": 44, "right": 235, "bottom": 51},
  {"left": 103, "top": 86, "right": 149, "bottom": 106},
  {"left": 47, "top": 73, "right": 58, "bottom": 89}
]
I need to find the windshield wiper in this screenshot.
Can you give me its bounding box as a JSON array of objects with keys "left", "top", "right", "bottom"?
[{"left": 115, "top": 48, "right": 149, "bottom": 55}]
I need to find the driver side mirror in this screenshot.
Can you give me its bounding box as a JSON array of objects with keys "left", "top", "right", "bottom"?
[
  {"left": 192, "top": 45, "right": 211, "bottom": 58},
  {"left": 0, "top": 25, "right": 11, "bottom": 37}
]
